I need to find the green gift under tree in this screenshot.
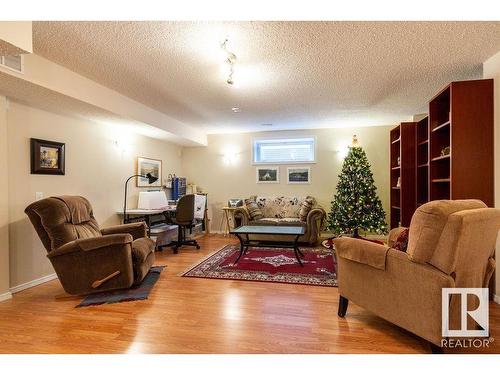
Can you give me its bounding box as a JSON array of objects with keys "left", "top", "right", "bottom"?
[{"left": 328, "top": 135, "right": 388, "bottom": 237}]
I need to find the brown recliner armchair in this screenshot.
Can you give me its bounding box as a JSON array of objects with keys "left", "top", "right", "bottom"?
[
  {"left": 334, "top": 200, "right": 500, "bottom": 352},
  {"left": 25, "top": 196, "right": 156, "bottom": 295}
]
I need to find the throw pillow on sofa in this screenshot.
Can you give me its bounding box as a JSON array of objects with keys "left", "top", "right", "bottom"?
[
  {"left": 299, "top": 196, "right": 315, "bottom": 221},
  {"left": 245, "top": 196, "right": 263, "bottom": 220}
]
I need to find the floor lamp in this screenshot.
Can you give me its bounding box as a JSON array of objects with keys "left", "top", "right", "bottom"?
[{"left": 123, "top": 173, "right": 159, "bottom": 224}]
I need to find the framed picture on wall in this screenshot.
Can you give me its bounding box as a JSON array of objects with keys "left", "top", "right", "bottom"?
[
  {"left": 137, "top": 157, "right": 162, "bottom": 187},
  {"left": 30, "top": 138, "right": 65, "bottom": 175},
  {"left": 256, "top": 166, "right": 279, "bottom": 183},
  {"left": 287, "top": 167, "right": 310, "bottom": 184}
]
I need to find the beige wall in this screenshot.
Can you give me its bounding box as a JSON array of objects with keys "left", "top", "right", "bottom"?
[
  {"left": 182, "top": 127, "right": 391, "bottom": 233},
  {"left": 6, "top": 101, "right": 183, "bottom": 289},
  {"left": 0, "top": 21, "right": 32, "bottom": 54},
  {"left": 483, "top": 50, "right": 500, "bottom": 301},
  {"left": 0, "top": 96, "right": 10, "bottom": 299}
]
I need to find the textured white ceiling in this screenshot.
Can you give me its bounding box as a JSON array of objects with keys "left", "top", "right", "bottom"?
[{"left": 32, "top": 21, "right": 500, "bottom": 134}]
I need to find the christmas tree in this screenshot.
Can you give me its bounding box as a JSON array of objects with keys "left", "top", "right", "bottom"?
[{"left": 328, "top": 136, "right": 388, "bottom": 237}]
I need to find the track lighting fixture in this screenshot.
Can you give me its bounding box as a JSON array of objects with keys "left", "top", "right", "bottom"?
[{"left": 221, "top": 38, "right": 236, "bottom": 85}]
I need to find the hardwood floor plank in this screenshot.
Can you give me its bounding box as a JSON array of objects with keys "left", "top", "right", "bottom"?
[{"left": 0, "top": 234, "right": 498, "bottom": 354}]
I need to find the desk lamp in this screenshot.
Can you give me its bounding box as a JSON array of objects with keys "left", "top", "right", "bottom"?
[{"left": 123, "top": 173, "right": 158, "bottom": 224}]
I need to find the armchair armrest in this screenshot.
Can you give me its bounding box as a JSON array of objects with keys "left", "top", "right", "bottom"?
[
  {"left": 233, "top": 207, "right": 250, "bottom": 225},
  {"left": 49, "top": 233, "right": 133, "bottom": 258},
  {"left": 101, "top": 222, "right": 147, "bottom": 240},
  {"left": 388, "top": 227, "right": 407, "bottom": 248},
  {"left": 334, "top": 237, "right": 390, "bottom": 270},
  {"left": 306, "top": 207, "right": 326, "bottom": 226}
]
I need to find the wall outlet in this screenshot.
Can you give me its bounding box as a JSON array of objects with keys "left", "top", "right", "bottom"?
[{"left": 35, "top": 192, "right": 44, "bottom": 201}]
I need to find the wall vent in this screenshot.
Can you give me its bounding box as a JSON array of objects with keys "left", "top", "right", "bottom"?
[{"left": 0, "top": 55, "right": 24, "bottom": 73}]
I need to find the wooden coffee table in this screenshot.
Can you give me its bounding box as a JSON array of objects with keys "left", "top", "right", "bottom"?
[{"left": 230, "top": 225, "right": 306, "bottom": 266}]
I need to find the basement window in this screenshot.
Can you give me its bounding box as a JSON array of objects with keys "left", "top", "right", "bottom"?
[
  {"left": 253, "top": 137, "right": 316, "bottom": 164},
  {"left": 0, "top": 55, "right": 24, "bottom": 73}
]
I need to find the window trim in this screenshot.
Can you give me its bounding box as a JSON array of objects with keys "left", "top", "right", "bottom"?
[
  {"left": 0, "top": 54, "right": 25, "bottom": 74},
  {"left": 251, "top": 136, "right": 317, "bottom": 165}
]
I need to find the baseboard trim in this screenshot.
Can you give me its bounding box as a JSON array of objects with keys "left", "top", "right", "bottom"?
[
  {"left": 0, "top": 291, "right": 12, "bottom": 302},
  {"left": 9, "top": 273, "right": 58, "bottom": 294},
  {"left": 494, "top": 294, "right": 500, "bottom": 305}
]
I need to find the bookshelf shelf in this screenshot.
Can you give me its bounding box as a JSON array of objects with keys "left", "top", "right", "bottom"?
[
  {"left": 431, "top": 154, "right": 451, "bottom": 162},
  {"left": 431, "top": 120, "right": 451, "bottom": 133}
]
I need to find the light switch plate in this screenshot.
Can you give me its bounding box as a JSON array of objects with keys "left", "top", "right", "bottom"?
[{"left": 35, "top": 192, "right": 44, "bottom": 201}]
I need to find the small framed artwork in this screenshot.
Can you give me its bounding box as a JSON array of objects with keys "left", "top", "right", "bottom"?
[
  {"left": 256, "top": 167, "right": 279, "bottom": 183},
  {"left": 30, "top": 138, "right": 65, "bottom": 175},
  {"left": 287, "top": 167, "right": 311, "bottom": 184},
  {"left": 137, "top": 157, "right": 162, "bottom": 187}
]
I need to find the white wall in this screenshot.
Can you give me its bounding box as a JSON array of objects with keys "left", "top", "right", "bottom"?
[
  {"left": 483, "top": 50, "right": 500, "bottom": 301},
  {"left": 182, "top": 127, "right": 391, "bottom": 233},
  {"left": 6, "top": 101, "right": 183, "bottom": 289}
]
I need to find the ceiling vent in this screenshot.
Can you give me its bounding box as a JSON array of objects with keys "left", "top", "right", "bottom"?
[{"left": 0, "top": 55, "right": 24, "bottom": 73}]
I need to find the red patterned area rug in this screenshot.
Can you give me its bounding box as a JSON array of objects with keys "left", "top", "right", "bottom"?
[{"left": 181, "top": 245, "right": 337, "bottom": 287}]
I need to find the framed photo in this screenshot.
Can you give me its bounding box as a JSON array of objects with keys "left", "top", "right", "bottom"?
[
  {"left": 287, "top": 167, "right": 310, "bottom": 184},
  {"left": 30, "top": 138, "right": 65, "bottom": 175},
  {"left": 256, "top": 167, "right": 279, "bottom": 183},
  {"left": 137, "top": 157, "right": 162, "bottom": 187}
]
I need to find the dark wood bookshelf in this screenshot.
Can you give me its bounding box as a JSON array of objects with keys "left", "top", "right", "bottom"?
[
  {"left": 416, "top": 115, "right": 429, "bottom": 209},
  {"left": 390, "top": 122, "right": 416, "bottom": 229},
  {"left": 428, "top": 79, "right": 494, "bottom": 206}
]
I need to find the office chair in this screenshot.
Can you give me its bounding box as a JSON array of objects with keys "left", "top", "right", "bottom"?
[{"left": 165, "top": 194, "right": 201, "bottom": 253}]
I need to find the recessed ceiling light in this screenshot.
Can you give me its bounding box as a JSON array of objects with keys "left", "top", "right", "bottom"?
[{"left": 231, "top": 107, "right": 241, "bottom": 113}]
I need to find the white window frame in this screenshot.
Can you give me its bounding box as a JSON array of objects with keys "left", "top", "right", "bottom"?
[
  {"left": 0, "top": 54, "right": 24, "bottom": 74},
  {"left": 252, "top": 136, "right": 317, "bottom": 165}
]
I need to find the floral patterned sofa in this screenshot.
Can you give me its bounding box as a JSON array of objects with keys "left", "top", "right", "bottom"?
[{"left": 233, "top": 196, "right": 326, "bottom": 245}]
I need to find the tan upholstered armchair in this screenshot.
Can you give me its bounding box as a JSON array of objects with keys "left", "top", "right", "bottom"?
[
  {"left": 334, "top": 200, "right": 500, "bottom": 352},
  {"left": 25, "top": 196, "right": 155, "bottom": 295}
]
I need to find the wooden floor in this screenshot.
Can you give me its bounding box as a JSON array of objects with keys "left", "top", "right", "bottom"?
[{"left": 0, "top": 234, "right": 499, "bottom": 354}]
